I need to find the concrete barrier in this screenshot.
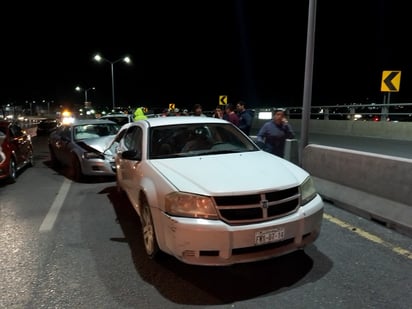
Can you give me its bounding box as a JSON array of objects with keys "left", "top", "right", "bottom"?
[
  {"left": 284, "top": 139, "right": 299, "bottom": 165},
  {"left": 302, "top": 144, "right": 412, "bottom": 237},
  {"left": 288, "top": 119, "right": 412, "bottom": 141}
]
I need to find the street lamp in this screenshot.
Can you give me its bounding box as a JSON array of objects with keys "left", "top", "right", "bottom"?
[
  {"left": 30, "top": 100, "right": 36, "bottom": 116},
  {"left": 75, "top": 86, "right": 96, "bottom": 103},
  {"left": 93, "top": 53, "right": 131, "bottom": 110}
]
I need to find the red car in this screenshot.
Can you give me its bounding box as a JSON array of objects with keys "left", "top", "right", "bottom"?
[{"left": 0, "top": 120, "right": 34, "bottom": 183}]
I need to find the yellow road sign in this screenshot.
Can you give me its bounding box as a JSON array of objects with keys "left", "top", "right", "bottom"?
[
  {"left": 381, "top": 71, "right": 401, "bottom": 92},
  {"left": 219, "top": 95, "right": 228, "bottom": 105},
  {"left": 169, "top": 103, "right": 175, "bottom": 110}
]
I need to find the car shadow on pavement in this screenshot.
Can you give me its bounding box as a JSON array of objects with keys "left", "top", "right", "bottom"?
[
  {"left": 102, "top": 185, "right": 333, "bottom": 306},
  {"left": 42, "top": 159, "right": 115, "bottom": 183}
]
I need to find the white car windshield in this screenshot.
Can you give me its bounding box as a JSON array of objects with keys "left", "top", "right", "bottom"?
[{"left": 149, "top": 123, "right": 258, "bottom": 158}]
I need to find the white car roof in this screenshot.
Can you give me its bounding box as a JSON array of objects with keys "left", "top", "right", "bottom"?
[{"left": 137, "top": 116, "right": 228, "bottom": 127}]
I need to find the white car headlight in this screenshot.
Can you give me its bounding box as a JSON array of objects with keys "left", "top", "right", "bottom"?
[
  {"left": 300, "top": 176, "right": 317, "bottom": 206},
  {"left": 165, "top": 192, "right": 218, "bottom": 219}
]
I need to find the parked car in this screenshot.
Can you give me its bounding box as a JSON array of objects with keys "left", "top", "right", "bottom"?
[
  {"left": 0, "top": 120, "right": 34, "bottom": 183},
  {"left": 111, "top": 116, "right": 324, "bottom": 266},
  {"left": 48, "top": 119, "right": 120, "bottom": 181},
  {"left": 36, "top": 118, "right": 61, "bottom": 135},
  {"left": 99, "top": 113, "right": 134, "bottom": 126}
]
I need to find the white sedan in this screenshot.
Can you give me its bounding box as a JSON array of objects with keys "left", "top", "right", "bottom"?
[{"left": 112, "top": 116, "right": 324, "bottom": 266}]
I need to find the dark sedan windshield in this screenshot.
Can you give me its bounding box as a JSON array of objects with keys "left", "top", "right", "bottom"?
[{"left": 73, "top": 123, "right": 120, "bottom": 140}]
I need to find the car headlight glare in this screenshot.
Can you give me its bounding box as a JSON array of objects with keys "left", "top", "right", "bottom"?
[
  {"left": 165, "top": 192, "right": 218, "bottom": 219},
  {"left": 300, "top": 176, "right": 317, "bottom": 206}
]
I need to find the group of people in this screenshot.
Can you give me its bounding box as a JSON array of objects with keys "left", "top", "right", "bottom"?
[
  {"left": 137, "top": 101, "right": 295, "bottom": 159},
  {"left": 211, "top": 101, "right": 255, "bottom": 136},
  {"left": 210, "top": 101, "right": 295, "bottom": 158}
]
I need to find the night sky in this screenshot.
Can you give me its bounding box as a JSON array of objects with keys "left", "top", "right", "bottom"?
[{"left": 1, "top": 1, "right": 411, "bottom": 113}]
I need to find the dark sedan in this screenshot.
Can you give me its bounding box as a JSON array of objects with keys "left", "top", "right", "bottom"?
[
  {"left": 48, "top": 119, "right": 120, "bottom": 181},
  {"left": 0, "top": 121, "right": 34, "bottom": 183},
  {"left": 36, "top": 118, "right": 61, "bottom": 135}
]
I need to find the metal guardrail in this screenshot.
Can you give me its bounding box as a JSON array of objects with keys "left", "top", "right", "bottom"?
[{"left": 284, "top": 102, "right": 412, "bottom": 122}]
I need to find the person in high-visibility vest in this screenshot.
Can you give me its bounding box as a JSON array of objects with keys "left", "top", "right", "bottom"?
[{"left": 133, "top": 107, "right": 147, "bottom": 121}]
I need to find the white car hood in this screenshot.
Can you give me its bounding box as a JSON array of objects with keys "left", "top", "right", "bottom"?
[{"left": 150, "top": 151, "right": 309, "bottom": 195}]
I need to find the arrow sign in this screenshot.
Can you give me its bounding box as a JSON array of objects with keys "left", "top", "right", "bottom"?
[
  {"left": 384, "top": 72, "right": 398, "bottom": 90},
  {"left": 381, "top": 71, "right": 401, "bottom": 92},
  {"left": 219, "top": 95, "right": 228, "bottom": 105}
]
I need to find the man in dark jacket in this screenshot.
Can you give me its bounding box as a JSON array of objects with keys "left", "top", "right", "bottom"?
[
  {"left": 236, "top": 101, "right": 254, "bottom": 135},
  {"left": 256, "top": 109, "right": 295, "bottom": 157}
]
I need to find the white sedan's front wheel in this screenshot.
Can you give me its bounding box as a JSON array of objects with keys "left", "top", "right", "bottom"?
[{"left": 140, "top": 196, "right": 159, "bottom": 259}]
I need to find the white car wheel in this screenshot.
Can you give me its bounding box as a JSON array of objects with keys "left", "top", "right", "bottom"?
[{"left": 140, "top": 197, "right": 159, "bottom": 258}]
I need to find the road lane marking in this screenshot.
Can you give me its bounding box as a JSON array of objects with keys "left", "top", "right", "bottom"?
[
  {"left": 324, "top": 213, "right": 412, "bottom": 260},
  {"left": 39, "top": 178, "right": 72, "bottom": 232}
]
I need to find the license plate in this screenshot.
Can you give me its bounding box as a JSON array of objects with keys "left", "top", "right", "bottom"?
[{"left": 255, "top": 227, "right": 285, "bottom": 245}]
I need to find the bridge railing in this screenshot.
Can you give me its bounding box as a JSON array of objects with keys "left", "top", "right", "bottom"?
[
  {"left": 250, "top": 103, "right": 412, "bottom": 141},
  {"left": 284, "top": 102, "right": 412, "bottom": 122}
]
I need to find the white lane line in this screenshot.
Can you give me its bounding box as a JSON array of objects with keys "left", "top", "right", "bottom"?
[{"left": 39, "top": 178, "right": 72, "bottom": 232}]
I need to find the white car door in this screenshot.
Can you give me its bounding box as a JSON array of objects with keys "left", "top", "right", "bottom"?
[{"left": 117, "top": 126, "right": 143, "bottom": 198}]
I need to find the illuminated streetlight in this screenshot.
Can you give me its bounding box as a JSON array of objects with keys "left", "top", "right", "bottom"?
[
  {"left": 75, "top": 86, "right": 96, "bottom": 103},
  {"left": 93, "top": 53, "right": 131, "bottom": 110}
]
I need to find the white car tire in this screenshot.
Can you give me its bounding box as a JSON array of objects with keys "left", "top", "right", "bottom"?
[{"left": 140, "top": 196, "right": 159, "bottom": 259}]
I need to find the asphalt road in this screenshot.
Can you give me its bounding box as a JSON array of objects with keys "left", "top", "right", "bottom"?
[{"left": 0, "top": 135, "right": 411, "bottom": 308}]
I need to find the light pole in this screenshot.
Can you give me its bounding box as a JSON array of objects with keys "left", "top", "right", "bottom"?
[
  {"left": 93, "top": 53, "right": 131, "bottom": 110},
  {"left": 30, "top": 100, "right": 36, "bottom": 116},
  {"left": 75, "top": 86, "right": 95, "bottom": 103}
]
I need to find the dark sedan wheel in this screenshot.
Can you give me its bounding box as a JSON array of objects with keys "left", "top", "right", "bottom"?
[
  {"left": 71, "top": 155, "right": 83, "bottom": 182},
  {"left": 49, "top": 145, "right": 59, "bottom": 167},
  {"left": 140, "top": 196, "right": 159, "bottom": 259}
]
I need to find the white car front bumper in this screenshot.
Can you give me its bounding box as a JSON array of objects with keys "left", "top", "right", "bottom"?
[{"left": 155, "top": 194, "right": 324, "bottom": 266}]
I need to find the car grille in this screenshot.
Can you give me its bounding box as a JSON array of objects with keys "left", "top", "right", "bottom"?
[{"left": 213, "top": 186, "right": 300, "bottom": 225}]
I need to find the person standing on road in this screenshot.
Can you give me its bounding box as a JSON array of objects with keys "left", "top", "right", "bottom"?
[
  {"left": 133, "top": 107, "right": 148, "bottom": 121},
  {"left": 256, "top": 109, "right": 295, "bottom": 157},
  {"left": 192, "top": 104, "right": 206, "bottom": 116},
  {"left": 212, "top": 106, "right": 224, "bottom": 119},
  {"left": 224, "top": 103, "right": 240, "bottom": 126},
  {"left": 236, "top": 100, "right": 254, "bottom": 135}
]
